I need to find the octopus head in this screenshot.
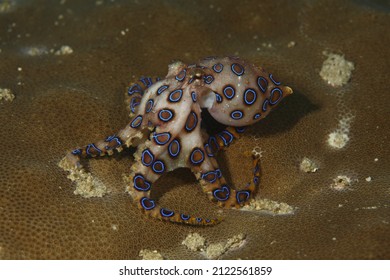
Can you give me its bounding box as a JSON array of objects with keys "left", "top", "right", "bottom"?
[{"left": 196, "top": 57, "right": 293, "bottom": 127}]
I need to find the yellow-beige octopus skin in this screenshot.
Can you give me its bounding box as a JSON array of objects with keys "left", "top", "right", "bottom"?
[{"left": 62, "top": 56, "right": 293, "bottom": 226}]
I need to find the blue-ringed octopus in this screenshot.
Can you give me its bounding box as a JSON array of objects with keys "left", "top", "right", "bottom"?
[{"left": 62, "top": 56, "right": 293, "bottom": 226}]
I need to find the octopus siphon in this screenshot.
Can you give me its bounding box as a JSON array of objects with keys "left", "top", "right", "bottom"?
[{"left": 60, "top": 56, "right": 293, "bottom": 226}]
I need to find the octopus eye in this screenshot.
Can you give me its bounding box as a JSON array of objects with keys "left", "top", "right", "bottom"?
[
  {"left": 133, "top": 174, "right": 151, "bottom": 191},
  {"left": 269, "top": 73, "right": 281, "bottom": 85},
  {"left": 140, "top": 197, "right": 156, "bottom": 210},
  {"left": 257, "top": 76, "right": 268, "bottom": 93},
  {"left": 231, "top": 63, "right": 245, "bottom": 76},
  {"left": 243, "top": 88, "right": 257, "bottom": 105},
  {"left": 269, "top": 88, "right": 283, "bottom": 105},
  {"left": 160, "top": 208, "right": 175, "bottom": 217}
]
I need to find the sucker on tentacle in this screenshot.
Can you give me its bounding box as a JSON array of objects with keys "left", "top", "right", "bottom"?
[{"left": 61, "top": 56, "right": 293, "bottom": 226}]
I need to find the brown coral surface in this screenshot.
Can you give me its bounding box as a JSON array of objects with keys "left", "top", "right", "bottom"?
[{"left": 0, "top": 0, "right": 389, "bottom": 259}]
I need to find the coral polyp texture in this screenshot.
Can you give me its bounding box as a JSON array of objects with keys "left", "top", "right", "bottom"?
[
  {"left": 60, "top": 56, "right": 293, "bottom": 226},
  {"left": 0, "top": 0, "right": 389, "bottom": 259}
]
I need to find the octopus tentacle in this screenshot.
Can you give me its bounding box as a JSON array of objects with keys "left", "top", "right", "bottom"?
[
  {"left": 204, "top": 126, "right": 246, "bottom": 157},
  {"left": 125, "top": 76, "right": 161, "bottom": 116},
  {"left": 63, "top": 114, "right": 149, "bottom": 170},
  {"left": 196, "top": 153, "right": 261, "bottom": 208},
  {"left": 126, "top": 140, "right": 221, "bottom": 226}
]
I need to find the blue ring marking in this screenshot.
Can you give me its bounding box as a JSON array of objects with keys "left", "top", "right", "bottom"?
[
  {"left": 244, "top": 88, "right": 257, "bottom": 105},
  {"left": 145, "top": 99, "right": 154, "bottom": 113},
  {"left": 127, "top": 83, "right": 142, "bottom": 95},
  {"left": 152, "top": 132, "right": 171, "bottom": 145},
  {"left": 133, "top": 174, "right": 151, "bottom": 191},
  {"left": 205, "top": 219, "right": 211, "bottom": 223},
  {"left": 236, "top": 127, "right": 246, "bottom": 133},
  {"left": 141, "top": 149, "right": 154, "bottom": 166},
  {"left": 71, "top": 149, "right": 81, "bottom": 155},
  {"left": 196, "top": 218, "right": 202, "bottom": 223},
  {"left": 130, "top": 115, "right": 143, "bottom": 128},
  {"left": 201, "top": 171, "right": 217, "bottom": 183},
  {"left": 157, "top": 85, "right": 169, "bottom": 95},
  {"left": 156, "top": 77, "right": 162, "bottom": 81},
  {"left": 104, "top": 135, "right": 122, "bottom": 150},
  {"left": 213, "top": 185, "right": 230, "bottom": 201},
  {"left": 215, "top": 93, "right": 223, "bottom": 103},
  {"left": 230, "top": 110, "right": 244, "bottom": 120},
  {"left": 269, "top": 73, "right": 281, "bottom": 85},
  {"left": 188, "top": 77, "right": 194, "bottom": 84},
  {"left": 236, "top": 190, "right": 251, "bottom": 204},
  {"left": 139, "top": 77, "right": 153, "bottom": 88},
  {"left": 212, "top": 63, "right": 224, "bottom": 73},
  {"left": 262, "top": 99, "right": 269, "bottom": 112},
  {"left": 175, "top": 69, "right": 186, "bottom": 81},
  {"left": 180, "top": 214, "right": 190, "bottom": 221},
  {"left": 191, "top": 91, "right": 197, "bottom": 102},
  {"left": 152, "top": 160, "right": 165, "bottom": 174},
  {"left": 190, "top": 148, "right": 204, "bottom": 165},
  {"left": 140, "top": 197, "right": 155, "bottom": 210},
  {"left": 223, "top": 86, "right": 235, "bottom": 99},
  {"left": 231, "top": 63, "right": 245, "bottom": 76},
  {"left": 218, "top": 130, "right": 234, "bottom": 146},
  {"left": 269, "top": 87, "right": 283, "bottom": 105},
  {"left": 204, "top": 75, "right": 214, "bottom": 84},
  {"left": 168, "top": 139, "right": 181, "bottom": 158},
  {"left": 185, "top": 112, "right": 198, "bottom": 132},
  {"left": 158, "top": 109, "right": 174, "bottom": 122},
  {"left": 168, "top": 89, "right": 183, "bottom": 102},
  {"left": 204, "top": 143, "right": 214, "bottom": 157},
  {"left": 86, "top": 143, "right": 101, "bottom": 156},
  {"left": 254, "top": 176, "right": 259, "bottom": 185},
  {"left": 257, "top": 76, "right": 268, "bottom": 93},
  {"left": 130, "top": 97, "right": 141, "bottom": 113},
  {"left": 160, "top": 208, "right": 174, "bottom": 217},
  {"left": 253, "top": 113, "right": 261, "bottom": 120},
  {"left": 215, "top": 169, "right": 222, "bottom": 178}
]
